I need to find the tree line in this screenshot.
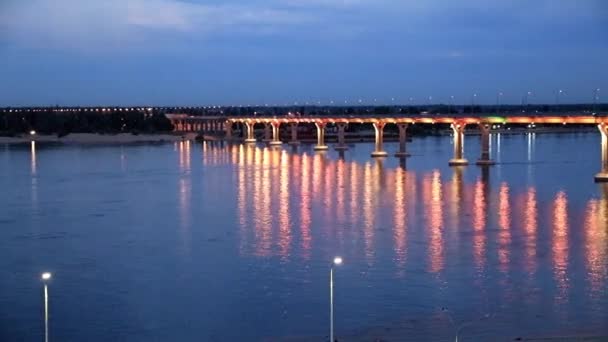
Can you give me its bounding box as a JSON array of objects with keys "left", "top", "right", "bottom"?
[{"left": 0, "top": 109, "right": 174, "bottom": 136}]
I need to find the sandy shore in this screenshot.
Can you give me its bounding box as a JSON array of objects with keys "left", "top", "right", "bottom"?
[{"left": 0, "top": 133, "right": 197, "bottom": 144}]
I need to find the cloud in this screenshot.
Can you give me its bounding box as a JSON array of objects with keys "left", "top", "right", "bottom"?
[{"left": 0, "top": 0, "right": 322, "bottom": 52}]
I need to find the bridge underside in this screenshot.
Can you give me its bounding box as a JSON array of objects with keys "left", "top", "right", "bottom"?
[{"left": 166, "top": 114, "right": 607, "bottom": 182}]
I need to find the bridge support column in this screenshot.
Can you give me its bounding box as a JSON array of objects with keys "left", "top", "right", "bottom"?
[
  {"left": 449, "top": 121, "right": 468, "bottom": 166},
  {"left": 263, "top": 123, "right": 272, "bottom": 142},
  {"left": 225, "top": 121, "right": 233, "bottom": 140},
  {"left": 335, "top": 123, "right": 348, "bottom": 151},
  {"left": 395, "top": 123, "right": 410, "bottom": 157},
  {"left": 371, "top": 121, "right": 388, "bottom": 157},
  {"left": 269, "top": 122, "right": 282, "bottom": 146},
  {"left": 314, "top": 122, "right": 329, "bottom": 151},
  {"left": 288, "top": 123, "right": 300, "bottom": 145},
  {"left": 476, "top": 123, "right": 494, "bottom": 165},
  {"left": 244, "top": 122, "right": 256, "bottom": 143},
  {"left": 595, "top": 122, "right": 608, "bottom": 182}
]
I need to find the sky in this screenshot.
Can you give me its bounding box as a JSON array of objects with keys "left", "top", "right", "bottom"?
[{"left": 0, "top": 0, "right": 607, "bottom": 106}]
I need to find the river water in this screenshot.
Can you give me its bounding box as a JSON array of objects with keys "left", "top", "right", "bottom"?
[{"left": 1, "top": 133, "right": 607, "bottom": 341}]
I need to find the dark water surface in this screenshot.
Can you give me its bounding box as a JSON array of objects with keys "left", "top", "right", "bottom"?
[{"left": 1, "top": 133, "right": 607, "bottom": 341}]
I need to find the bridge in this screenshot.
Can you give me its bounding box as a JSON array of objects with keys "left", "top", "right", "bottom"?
[{"left": 165, "top": 113, "right": 608, "bottom": 182}]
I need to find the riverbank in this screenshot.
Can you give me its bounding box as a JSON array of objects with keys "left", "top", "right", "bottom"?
[{"left": 0, "top": 133, "right": 196, "bottom": 144}]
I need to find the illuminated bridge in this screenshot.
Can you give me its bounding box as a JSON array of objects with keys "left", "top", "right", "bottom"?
[{"left": 165, "top": 113, "right": 608, "bottom": 182}]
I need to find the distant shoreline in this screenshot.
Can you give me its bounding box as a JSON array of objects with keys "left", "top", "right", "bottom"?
[{"left": 0, "top": 132, "right": 196, "bottom": 144}]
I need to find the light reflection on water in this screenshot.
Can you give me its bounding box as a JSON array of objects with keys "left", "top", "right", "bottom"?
[{"left": 1, "top": 134, "right": 608, "bottom": 341}]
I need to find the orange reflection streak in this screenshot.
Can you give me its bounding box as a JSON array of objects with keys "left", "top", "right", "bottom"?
[
  {"left": 450, "top": 168, "right": 463, "bottom": 227},
  {"left": 362, "top": 162, "right": 375, "bottom": 264},
  {"left": 260, "top": 148, "right": 272, "bottom": 256},
  {"left": 393, "top": 167, "right": 407, "bottom": 275},
  {"left": 178, "top": 176, "right": 192, "bottom": 257},
  {"left": 498, "top": 182, "right": 511, "bottom": 272},
  {"left": 584, "top": 191, "right": 607, "bottom": 295},
  {"left": 178, "top": 140, "right": 191, "bottom": 172},
  {"left": 251, "top": 147, "right": 267, "bottom": 256},
  {"left": 324, "top": 161, "right": 335, "bottom": 226},
  {"left": 524, "top": 187, "right": 538, "bottom": 274},
  {"left": 336, "top": 159, "right": 346, "bottom": 245},
  {"left": 277, "top": 150, "right": 291, "bottom": 259},
  {"left": 300, "top": 153, "right": 312, "bottom": 259},
  {"left": 312, "top": 153, "right": 322, "bottom": 199},
  {"left": 350, "top": 161, "right": 360, "bottom": 226},
  {"left": 423, "top": 170, "right": 444, "bottom": 273},
  {"left": 472, "top": 178, "right": 486, "bottom": 269},
  {"left": 552, "top": 191, "right": 569, "bottom": 301},
  {"left": 237, "top": 145, "right": 248, "bottom": 255},
  {"left": 231, "top": 144, "right": 239, "bottom": 165}
]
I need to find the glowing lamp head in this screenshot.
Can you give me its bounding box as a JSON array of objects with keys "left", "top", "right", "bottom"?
[
  {"left": 29, "top": 130, "right": 36, "bottom": 136},
  {"left": 333, "top": 257, "right": 343, "bottom": 266},
  {"left": 41, "top": 272, "right": 52, "bottom": 281}
]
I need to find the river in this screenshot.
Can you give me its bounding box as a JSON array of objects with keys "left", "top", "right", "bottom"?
[{"left": 1, "top": 133, "right": 607, "bottom": 341}]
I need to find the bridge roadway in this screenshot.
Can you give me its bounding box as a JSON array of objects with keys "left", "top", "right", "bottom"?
[{"left": 165, "top": 113, "right": 608, "bottom": 182}]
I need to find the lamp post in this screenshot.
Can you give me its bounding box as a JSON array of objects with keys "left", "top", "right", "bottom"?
[
  {"left": 472, "top": 93, "right": 478, "bottom": 114},
  {"left": 593, "top": 88, "right": 600, "bottom": 114},
  {"left": 496, "top": 92, "right": 503, "bottom": 115},
  {"left": 41, "top": 272, "right": 52, "bottom": 342},
  {"left": 441, "top": 307, "right": 491, "bottom": 342},
  {"left": 556, "top": 89, "right": 564, "bottom": 111},
  {"left": 449, "top": 95, "right": 455, "bottom": 114},
  {"left": 330, "top": 257, "right": 343, "bottom": 342},
  {"left": 408, "top": 97, "right": 414, "bottom": 115}
]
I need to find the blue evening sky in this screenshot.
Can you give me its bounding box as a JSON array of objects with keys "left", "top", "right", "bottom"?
[{"left": 0, "top": 0, "right": 606, "bottom": 106}]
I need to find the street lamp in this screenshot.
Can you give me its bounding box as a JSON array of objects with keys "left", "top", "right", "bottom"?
[
  {"left": 556, "top": 89, "right": 564, "bottom": 110},
  {"left": 496, "top": 92, "right": 503, "bottom": 115},
  {"left": 472, "top": 93, "right": 478, "bottom": 114},
  {"left": 330, "top": 257, "right": 343, "bottom": 342},
  {"left": 522, "top": 91, "right": 533, "bottom": 112},
  {"left": 441, "top": 307, "right": 491, "bottom": 342},
  {"left": 41, "top": 272, "right": 52, "bottom": 342},
  {"left": 593, "top": 88, "right": 601, "bottom": 114},
  {"left": 408, "top": 97, "right": 414, "bottom": 115},
  {"left": 449, "top": 95, "right": 455, "bottom": 114}
]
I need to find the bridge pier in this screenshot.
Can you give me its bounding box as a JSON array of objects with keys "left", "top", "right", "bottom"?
[
  {"left": 288, "top": 123, "right": 300, "bottom": 145},
  {"left": 449, "top": 121, "right": 468, "bottom": 166},
  {"left": 395, "top": 123, "right": 410, "bottom": 157},
  {"left": 371, "top": 121, "right": 388, "bottom": 157},
  {"left": 314, "top": 122, "right": 329, "bottom": 151},
  {"left": 244, "top": 121, "right": 256, "bottom": 143},
  {"left": 269, "top": 122, "right": 282, "bottom": 146},
  {"left": 476, "top": 123, "right": 494, "bottom": 165},
  {"left": 263, "top": 123, "right": 272, "bottom": 142},
  {"left": 595, "top": 122, "right": 608, "bottom": 182},
  {"left": 225, "top": 121, "right": 233, "bottom": 140},
  {"left": 335, "top": 123, "right": 348, "bottom": 151}
]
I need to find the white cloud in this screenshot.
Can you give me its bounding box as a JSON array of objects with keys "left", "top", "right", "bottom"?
[{"left": 0, "top": 0, "right": 321, "bottom": 52}]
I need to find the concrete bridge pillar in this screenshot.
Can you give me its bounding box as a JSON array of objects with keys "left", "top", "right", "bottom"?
[
  {"left": 335, "top": 123, "right": 348, "bottom": 151},
  {"left": 476, "top": 123, "right": 494, "bottom": 165},
  {"left": 371, "top": 121, "right": 388, "bottom": 157},
  {"left": 263, "top": 123, "right": 272, "bottom": 142},
  {"left": 225, "top": 121, "right": 233, "bottom": 140},
  {"left": 244, "top": 121, "right": 256, "bottom": 143},
  {"left": 314, "top": 121, "right": 329, "bottom": 151},
  {"left": 395, "top": 123, "right": 410, "bottom": 157},
  {"left": 595, "top": 122, "right": 608, "bottom": 182},
  {"left": 288, "top": 123, "right": 300, "bottom": 145},
  {"left": 449, "top": 121, "right": 468, "bottom": 166},
  {"left": 270, "top": 121, "right": 282, "bottom": 146}
]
